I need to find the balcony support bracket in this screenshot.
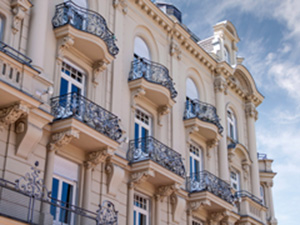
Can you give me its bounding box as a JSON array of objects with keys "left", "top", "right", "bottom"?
[{"left": 105, "top": 160, "right": 125, "bottom": 196}]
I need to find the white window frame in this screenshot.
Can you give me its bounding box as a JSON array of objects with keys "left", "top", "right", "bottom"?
[
  {"left": 0, "top": 15, "right": 4, "bottom": 41},
  {"left": 134, "top": 108, "right": 152, "bottom": 138},
  {"left": 60, "top": 61, "right": 85, "bottom": 95},
  {"left": 260, "top": 185, "right": 265, "bottom": 205},
  {"left": 230, "top": 170, "right": 240, "bottom": 191},
  {"left": 227, "top": 108, "right": 237, "bottom": 141},
  {"left": 133, "top": 193, "right": 150, "bottom": 225},
  {"left": 189, "top": 143, "right": 203, "bottom": 176}
]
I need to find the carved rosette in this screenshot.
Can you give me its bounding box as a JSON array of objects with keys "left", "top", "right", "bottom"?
[
  {"left": 0, "top": 103, "right": 28, "bottom": 129},
  {"left": 47, "top": 129, "right": 79, "bottom": 152}
]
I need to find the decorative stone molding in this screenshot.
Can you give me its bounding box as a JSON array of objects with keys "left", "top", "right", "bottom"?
[
  {"left": 92, "top": 60, "right": 108, "bottom": 85},
  {"left": 57, "top": 35, "right": 75, "bottom": 59},
  {"left": 47, "top": 129, "right": 79, "bottom": 152},
  {"left": 170, "top": 41, "right": 182, "bottom": 60},
  {"left": 105, "top": 161, "right": 125, "bottom": 196},
  {"left": 0, "top": 103, "right": 28, "bottom": 130},
  {"left": 208, "top": 211, "right": 226, "bottom": 224},
  {"left": 214, "top": 75, "right": 228, "bottom": 94},
  {"left": 228, "top": 148, "right": 235, "bottom": 163},
  {"left": 84, "top": 149, "right": 112, "bottom": 170},
  {"left": 245, "top": 101, "right": 258, "bottom": 120},
  {"left": 188, "top": 200, "right": 211, "bottom": 212},
  {"left": 113, "top": 0, "right": 128, "bottom": 14},
  {"left": 156, "top": 184, "right": 178, "bottom": 201},
  {"left": 170, "top": 194, "right": 185, "bottom": 223},
  {"left": 242, "top": 160, "right": 250, "bottom": 180},
  {"left": 131, "top": 88, "right": 146, "bottom": 109},
  {"left": 11, "top": 0, "right": 32, "bottom": 34},
  {"left": 128, "top": 170, "right": 154, "bottom": 189},
  {"left": 157, "top": 105, "right": 170, "bottom": 126}
]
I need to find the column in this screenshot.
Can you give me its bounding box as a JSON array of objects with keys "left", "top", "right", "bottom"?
[
  {"left": 83, "top": 164, "right": 92, "bottom": 210},
  {"left": 266, "top": 182, "right": 277, "bottom": 224},
  {"left": 127, "top": 183, "right": 134, "bottom": 225},
  {"left": 186, "top": 210, "right": 192, "bottom": 225},
  {"left": 245, "top": 101, "right": 260, "bottom": 197},
  {"left": 155, "top": 195, "right": 161, "bottom": 225},
  {"left": 214, "top": 75, "right": 229, "bottom": 181},
  {"left": 27, "top": 0, "right": 49, "bottom": 71}
]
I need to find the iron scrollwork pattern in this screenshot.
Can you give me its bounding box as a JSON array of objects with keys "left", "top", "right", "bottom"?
[
  {"left": 127, "top": 136, "right": 185, "bottom": 177},
  {"left": 184, "top": 98, "right": 223, "bottom": 133},
  {"left": 0, "top": 40, "right": 32, "bottom": 65},
  {"left": 50, "top": 92, "right": 123, "bottom": 142},
  {"left": 186, "top": 170, "right": 235, "bottom": 204},
  {"left": 96, "top": 200, "right": 118, "bottom": 225},
  {"left": 128, "top": 57, "right": 178, "bottom": 99},
  {"left": 52, "top": 1, "right": 119, "bottom": 56},
  {"left": 235, "top": 190, "right": 263, "bottom": 205}
]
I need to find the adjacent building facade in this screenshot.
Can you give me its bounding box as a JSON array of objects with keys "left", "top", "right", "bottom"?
[{"left": 0, "top": 0, "right": 277, "bottom": 225}]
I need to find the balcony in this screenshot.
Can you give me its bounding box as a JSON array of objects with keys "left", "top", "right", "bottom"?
[
  {"left": 0, "top": 164, "right": 118, "bottom": 225},
  {"left": 52, "top": 1, "right": 119, "bottom": 63},
  {"left": 0, "top": 41, "right": 51, "bottom": 106},
  {"left": 186, "top": 171, "right": 235, "bottom": 211},
  {"left": 127, "top": 136, "right": 185, "bottom": 186},
  {"left": 128, "top": 57, "right": 177, "bottom": 108},
  {"left": 184, "top": 99, "right": 223, "bottom": 145},
  {"left": 50, "top": 92, "right": 123, "bottom": 151},
  {"left": 235, "top": 191, "right": 267, "bottom": 224}
]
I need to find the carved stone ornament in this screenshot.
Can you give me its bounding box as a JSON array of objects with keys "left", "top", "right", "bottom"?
[
  {"left": 242, "top": 161, "right": 250, "bottom": 180},
  {"left": 170, "top": 41, "right": 182, "bottom": 60},
  {"left": 47, "top": 129, "right": 79, "bottom": 152},
  {"left": 0, "top": 103, "right": 28, "bottom": 130},
  {"left": 113, "top": 0, "right": 128, "bottom": 14},
  {"left": 105, "top": 161, "right": 125, "bottom": 195},
  {"left": 11, "top": 0, "right": 32, "bottom": 34},
  {"left": 156, "top": 184, "right": 179, "bottom": 201},
  {"left": 93, "top": 60, "right": 108, "bottom": 85},
  {"left": 214, "top": 75, "right": 228, "bottom": 94},
  {"left": 158, "top": 105, "right": 170, "bottom": 126},
  {"left": 209, "top": 211, "right": 226, "bottom": 223},
  {"left": 129, "top": 170, "right": 154, "bottom": 189},
  {"left": 188, "top": 200, "right": 211, "bottom": 211},
  {"left": 245, "top": 102, "right": 258, "bottom": 120},
  {"left": 131, "top": 88, "right": 146, "bottom": 109},
  {"left": 58, "top": 35, "right": 75, "bottom": 59},
  {"left": 84, "top": 149, "right": 111, "bottom": 169}
]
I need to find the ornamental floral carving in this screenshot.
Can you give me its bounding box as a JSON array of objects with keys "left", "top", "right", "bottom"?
[
  {"left": 47, "top": 129, "right": 79, "bottom": 152},
  {"left": 0, "top": 103, "right": 28, "bottom": 129}
]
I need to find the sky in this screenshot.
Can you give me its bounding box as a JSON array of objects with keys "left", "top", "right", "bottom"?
[{"left": 160, "top": 0, "right": 300, "bottom": 224}]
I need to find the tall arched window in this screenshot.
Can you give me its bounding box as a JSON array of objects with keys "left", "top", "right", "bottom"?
[
  {"left": 224, "top": 46, "right": 230, "bottom": 64},
  {"left": 134, "top": 37, "right": 151, "bottom": 60},
  {"left": 186, "top": 78, "right": 199, "bottom": 117},
  {"left": 65, "top": 0, "right": 87, "bottom": 8},
  {"left": 227, "top": 108, "right": 237, "bottom": 141}
]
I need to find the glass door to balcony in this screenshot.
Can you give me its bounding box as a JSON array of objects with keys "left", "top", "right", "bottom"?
[
  {"left": 134, "top": 109, "right": 151, "bottom": 152},
  {"left": 189, "top": 144, "right": 202, "bottom": 181}
]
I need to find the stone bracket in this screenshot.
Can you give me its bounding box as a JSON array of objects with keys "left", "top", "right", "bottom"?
[
  {"left": 157, "top": 105, "right": 170, "bottom": 126},
  {"left": 156, "top": 184, "right": 179, "bottom": 202},
  {"left": 11, "top": 0, "right": 32, "bottom": 34},
  {"left": 105, "top": 161, "right": 125, "bottom": 196},
  {"left": 85, "top": 148, "right": 113, "bottom": 170},
  {"left": 170, "top": 194, "right": 185, "bottom": 223},
  {"left": 188, "top": 200, "right": 211, "bottom": 212},
  {"left": 129, "top": 170, "right": 154, "bottom": 189},
  {"left": 0, "top": 103, "right": 28, "bottom": 130},
  {"left": 47, "top": 129, "right": 79, "bottom": 152}
]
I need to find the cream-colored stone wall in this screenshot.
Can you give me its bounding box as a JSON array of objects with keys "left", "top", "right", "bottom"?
[{"left": 0, "top": 0, "right": 276, "bottom": 225}]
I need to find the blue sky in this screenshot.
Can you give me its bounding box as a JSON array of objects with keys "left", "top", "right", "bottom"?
[{"left": 161, "top": 0, "right": 300, "bottom": 224}]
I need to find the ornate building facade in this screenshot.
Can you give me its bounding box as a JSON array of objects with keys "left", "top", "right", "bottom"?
[{"left": 0, "top": 0, "right": 277, "bottom": 225}]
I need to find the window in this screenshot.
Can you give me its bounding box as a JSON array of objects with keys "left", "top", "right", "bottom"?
[
  {"left": 186, "top": 78, "right": 199, "bottom": 116},
  {"left": 230, "top": 170, "right": 240, "bottom": 191},
  {"left": 135, "top": 109, "right": 151, "bottom": 140},
  {"left": 50, "top": 156, "right": 79, "bottom": 225},
  {"left": 0, "top": 15, "right": 4, "bottom": 41},
  {"left": 260, "top": 185, "right": 265, "bottom": 205},
  {"left": 133, "top": 194, "right": 150, "bottom": 225},
  {"left": 60, "top": 61, "right": 85, "bottom": 96},
  {"left": 224, "top": 46, "right": 230, "bottom": 64},
  {"left": 227, "top": 108, "right": 237, "bottom": 141},
  {"left": 65, "top": 0, "right": 87, "bottom": 8},
  {"left": 134, "top": 37, "right": 151, "bottom": 60},
  {"left": 189, "top": 144, "right": 203, "bottom": 180},
  {"left": 192, "top": 220, "right": 203, "bottom": 225}
]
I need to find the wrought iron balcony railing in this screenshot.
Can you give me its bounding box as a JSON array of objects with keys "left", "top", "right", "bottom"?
[
  {"left": 0, "top": 41, "right": 32, "bottom": 66},
  {"left": 235, "top": 190, "right": 263, "bottom": 205},
  {"left": 186, "top": 170, "right": 235, "bottom": 204},
  {"left": 0, "top": 162, "right": 118, "bottom": 225},
  {"left": 52, "top": 1, "right": 119, "bottom": 56},
  {"left": 127, "top": 136, "right": 185, "bottom": 177},
  {"left": 184, "top": 99, "right": 223, "bottom": 133},
  {"left": 257, "top": 152, "right": 268, "bottom": 160},
  {"left": 50, "top": 92, "right": 122, "bottom": 142},
  {"left": 128, "top": 57, "right": 178, "bottom": 99}
]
